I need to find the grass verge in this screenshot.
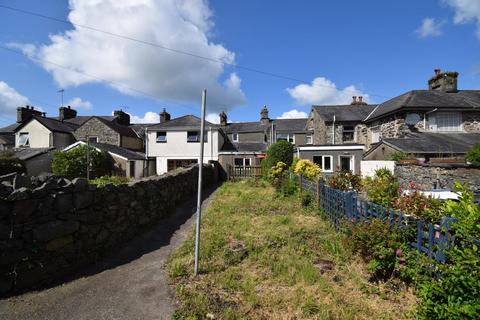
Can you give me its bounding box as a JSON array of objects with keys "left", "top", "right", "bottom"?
[{"left": 168, "top": 179, "right": 416, "bottom": 319}]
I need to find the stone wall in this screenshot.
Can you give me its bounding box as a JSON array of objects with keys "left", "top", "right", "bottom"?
[
  {"left": 463, "top": 112, "right": 480, "bottom": 133},
  {"left": 74, "top": 117, "right": 120, "bottom": 146},
  {"left": 395, "top": 163, "right": 480, "bottom": 193},
  {"left": 0, "top": 165, "right": 216, "bottom": 295}
]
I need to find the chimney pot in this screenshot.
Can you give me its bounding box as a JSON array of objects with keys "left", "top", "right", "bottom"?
[
  {"left": 358, "top": 96, "right": 363, "bottom": 103},
  {"left": 435, "top": 68, "right": 441, "bottom": 75}
]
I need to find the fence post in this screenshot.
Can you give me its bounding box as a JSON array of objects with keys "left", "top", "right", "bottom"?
[
  {"left": 345, "top": 191, "right": 354, "bottom": 220},
  {"left": 316, "top": 180, "right": 320, "bottom": 207},
  {"left": 299, "top": 174, "right": 303, "bottom": 194}
]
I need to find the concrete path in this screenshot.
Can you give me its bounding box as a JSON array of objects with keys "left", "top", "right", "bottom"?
[{"left": 0, "top": 186, "right": 218, "bottom": 320}]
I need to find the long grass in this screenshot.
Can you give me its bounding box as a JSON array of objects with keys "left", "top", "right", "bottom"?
[{"left": 168, "top": 180, "right": 416, "bottom": 319}]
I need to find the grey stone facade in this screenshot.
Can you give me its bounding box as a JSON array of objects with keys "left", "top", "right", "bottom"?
[
  {"left": 74, "top": 118, "right": 120, "bottom": 146},
  {"left": 0, "top": 165, "right": 216, "bottom": 295},
  {"left": 395, "top": 164, "right": 480, "bottom": 193}
]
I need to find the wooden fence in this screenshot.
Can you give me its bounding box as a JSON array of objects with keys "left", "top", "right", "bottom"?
[
  {"left": 298, "top": 175, "right": 457, "bottom": 263},
  {"left": 228, "top": 165, "right": 262, "bottom": 180}
]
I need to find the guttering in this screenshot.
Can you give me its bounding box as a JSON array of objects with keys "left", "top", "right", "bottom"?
[
  {"left": 218, "top": 151, "right": 265, "bottom": 155},
  {"left": 297, "top": 145, "right": 365, "bottom": 151}
]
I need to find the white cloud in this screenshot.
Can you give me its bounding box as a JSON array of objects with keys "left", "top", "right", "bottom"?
[
  {"left": 416, "top": 17, "right": 444, "bottom": 38},
  {"left": 11, "top": 0, "right": 246, "bottom": 112},
  {"left": 277, "top": 109, "right": 308, "bottom": 119},
  {"left": 444, "top": 0, "right": 480, "bottom": 38},
  {"left": 67, "top": 97, "right": 92, "bottom": 110},
  {"left": 205, "top": 113, "right": 220, "bottom": 124},
  {"left": 0, "top": 81, "right": 29, "bottom": 118},
  {"left": 286, "top": 77, "right": 369, "bottom": 106},
  {"left": 130, "top": 111, "right": 160, "bottom": 124}
]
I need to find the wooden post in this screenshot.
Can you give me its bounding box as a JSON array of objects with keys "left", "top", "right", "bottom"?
[{"left": 299, "top": 174, "right": 303, "bottom": 194}]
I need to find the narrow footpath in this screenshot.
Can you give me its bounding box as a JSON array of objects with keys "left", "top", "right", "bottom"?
[{"left": 0, "top": 186, "right": 218, "bottom": 320}]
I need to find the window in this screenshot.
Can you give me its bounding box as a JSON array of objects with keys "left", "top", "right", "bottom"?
[
  {"left": 18, "top": 133, "right": 29, "bottom": 147},
  {"left": 234, "top": 158, "right": 244, "bottom": 166},
  {"left": 342, "top": 125, "right": 355, "bottom": 143},
  {"left": 88, "top": 136, "right": 98, "bottom": 143},
  {"left": 312, "top": 155, "right": 333, "bottom": 172},
  {"left": 156, "top": 131, "right": 167, "bottom": 143},
  {"left": 187, "top": 131, "right": 207, "bottom": 142},
  {"left": 435, "top": 112, "right": 462, "bottom": 132},
  {"left": 232, "top": 133, "right": 238, "bottom": 142},
  {"left": 129, "top": 161, "right": 135, "bottom": 178},
  {"left": 167, "top": 159, "right": 197, "bottom": 171},
  {"left": 371, "top": 127, "right": 380, "bottom": 143},
  {"left": 339, "top": 156, "right": 352, "bottom": 172},
  {"left": 276, "top": 133, "right": 294, "bottom": 143},
  {"left": 306, "top": 134, "right": 313, "bottom": 145},
  {"left": 244, "top": 158, "right": 251, "bottom": 166}
]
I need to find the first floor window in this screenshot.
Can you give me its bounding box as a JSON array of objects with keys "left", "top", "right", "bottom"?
[
  {"left": 276, "top": 133, "right": 294, "bottom": 143},
  {"left": 18, "top": 132, "right": 29, "bottom": 147},
  {"left": 187, "top": 131, "right": 207, "bottom": 142},
  {"left": 306, "top": 134, "right": 313, "bottom": 144},
  {"left": 371, "top": 128, "right": 380, "bottom": 143},
  {"left": 156, "top": 131, "right": 167, "bottom": 143},
  {"left": 342, "top": 125, "right": 355, "bottom": 143},
  {"left": 435, "top": 112, "right": 462, "bottom": 132},
  {"left": 312, "top": 155, "right": 333, "bottom": 172}
]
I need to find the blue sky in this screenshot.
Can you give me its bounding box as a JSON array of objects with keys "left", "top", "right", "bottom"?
[{"left": 0, "top": 0, "right": 479, "bottom": 126}]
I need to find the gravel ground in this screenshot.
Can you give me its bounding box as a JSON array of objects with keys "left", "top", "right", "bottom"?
[{"left": 0, "top": 186, "right": 218, "bottom": 320}]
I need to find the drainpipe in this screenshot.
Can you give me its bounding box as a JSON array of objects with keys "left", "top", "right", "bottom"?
[{"left": 332, "top": 114, "right": 336, "bottom": 145}]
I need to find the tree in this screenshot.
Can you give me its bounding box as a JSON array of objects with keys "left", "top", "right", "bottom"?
[
  {"left": 52, "top": 145, "right": 112, "bottom": 179},
  {"left": 0, "top": 151, "right": 26, "bottom": 175},
  {"left": 261, "top": 140, "right": 294, "bottom": 176},
  {"left": 466, "top": 142, "right": 480, "bottom": 167}
]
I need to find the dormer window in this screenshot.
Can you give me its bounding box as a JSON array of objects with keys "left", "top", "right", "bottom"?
[
  {"left": 232, "top": 133, "right": 238, "bottom": 142},
  {"left": 18, "top": 132, "right": 29, "bottom": 147}
]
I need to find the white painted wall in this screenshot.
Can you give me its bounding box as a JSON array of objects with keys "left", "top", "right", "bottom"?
[
  {"left": 147, "top": 128, "right": 223, "bottom": 174},
  {"left": 15, "top": 119, "right": 51, "bottom": 148},
  {"left": 360, "top": 160, "right": 396, "bottom": 178}
]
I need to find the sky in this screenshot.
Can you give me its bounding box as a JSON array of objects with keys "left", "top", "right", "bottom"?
[{"left": 0, "top": 0, "right": 479, "bottom": 127}]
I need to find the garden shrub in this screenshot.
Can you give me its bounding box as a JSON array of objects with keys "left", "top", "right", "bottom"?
[
  {"left": 415, "top": 182, "right": 480, "bottom": 319},
  {"left": 294, "top": 159, "right": 321, "bottom": 181},
  {"left": 386, "top": 151, "right": 409, "bottom": 161},
  {"left": 261, "top": 141, "right": 294, "bottom": 177},
  {"left": 363, "top": 168, "right": 399, "bottom": 207},
  {"left": 0, "top": 151, "right": 26, "bottom": 175},
  {"left": 466, "top": 142, "right": 480, "bottom": 167},
  {"left": 392, "top": 182, "right": 443, "bottom": 222},
  {"left": 267, "top": 161, "right": 297, "bottom": 197},
  {"left": 300, "top": 191, "right": 313, "bottom": 207},
  {"left": 90, "top": 175, "right": 130, "bottom": 186},
  {"left": 326, "top": 169, "right": 362, "bottom": 191},
  {"left": 52, "top": 145, "right": 112, "bottom": 179}
]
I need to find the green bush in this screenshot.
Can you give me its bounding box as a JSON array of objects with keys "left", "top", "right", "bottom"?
[
  {"left": 386, "top": 151, "right": 409, "bottom": 161},
  {"left": 363, "top": 168, "right": 399, "bottom": 207},
  {"left": 261, "top": 141, "right": 294, "bottom": 177},
  {"left": 392, "top": 184, "right": 443, "bottom": 222},
  {"left": 326, "top": 169, "right": 362, "bottom": 191},
  {"left": 52, "top": 145, "right": 112, "bottom": 179},
  {"left": 300, "top": 191, "right": 313, "bottom": 207},
  {"left": 0, "top": 151, "right": 26, "bottom": 175},
  {"left": 466, "top": 142, "right": 480, "bottom": 167},
  {"left": 90, "top": 175, "right": 130, "bottom": 186},
  {"left": 294, "top": 159, "right": 321, "bottom": 181},
  {"left": 267, "top": 161, "right": 297, "bottom": 197}
]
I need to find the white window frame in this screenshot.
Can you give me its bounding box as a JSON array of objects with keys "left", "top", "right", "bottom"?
[
  {"left": 432, "top": 112, "right": 462, "bottom": 132},
  {"left": 187, "top": 131, "right": 208, "bottom": 143},
  {"left": 156, "top": 131, "right": 167, "bottom": 143},
  {"left": 18, "top": 132, "right": 29, "bottom": 147},
  {"left": 234, "top": 157, "right": 251, "bottom": 167},
  {"left": 371, "top": 127, "right": 380, "bottom": 143},
  {"left": 232, "top": 133, "right": 238, "bottom": 142},
  {"left": 276, "top": 133, "right": 294, "bottom": 143},
  {"left": 338, "top": 155, "right": 355, "bottom": 173},
  {"left": 306, "top": 134, "right": 313, "bottom": 145},
  {"left": 312, "top": 155, "right": 333, "bottom": 173},
  {"left": 342, "top": 125, "right": 355, "bottom": 143}
]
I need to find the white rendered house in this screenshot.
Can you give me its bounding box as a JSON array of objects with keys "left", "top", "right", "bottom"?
[{"left": 146, "top": 114, "right": 224, "bottom": 175}]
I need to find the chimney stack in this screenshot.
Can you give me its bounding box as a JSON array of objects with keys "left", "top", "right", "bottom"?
[
  {"left": 351, "top": 95, "right": 367, "bottom": 105},
  {"left": 16, "top": 105, "right": 43, "bottom": 123},
  {"left": 351, "top": 96, "right": 357, "bottom": 104},
  {"left": 113, "top": 109, "right": 130, "bottom": 125},
  {"left": 59, "top": 105, "right": 77, "bottom": 121},
  {"left": 159, "top": 108, "right": 171, "bottom": 123},
  {"left": 219, "top": 111, "right": 227, "bottom": 126},
  {"left": 260, "top": 105, "right": 270, "bottom": 125},
  {"left": 428, "top": 69, "right": 458, "bottom": 92}
]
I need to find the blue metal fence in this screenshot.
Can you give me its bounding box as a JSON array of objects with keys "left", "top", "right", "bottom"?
[{"left": 299, "top": 175, "right": 456, "bottom": 263}]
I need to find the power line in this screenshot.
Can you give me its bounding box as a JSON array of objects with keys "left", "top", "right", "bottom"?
[{"left": 0, "top": 4, "right": 389, "bottom": 100}]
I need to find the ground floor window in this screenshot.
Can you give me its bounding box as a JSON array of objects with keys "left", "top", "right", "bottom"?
[
  {"left": 234, "top": 157, "right": 251, "bottom": 166},
  {"left": 313, "top": 155, "right": 333, "bottom": 172},
  {"left": 167, "top": 159, "right": 198, "bottom": 171},
  {"left": 339, "top": 155, "right": 353, "bottom": 172}
]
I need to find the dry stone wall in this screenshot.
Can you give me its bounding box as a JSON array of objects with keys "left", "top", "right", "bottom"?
[{"left": 0, "top": 165, "right": 215, "bottom": 295}]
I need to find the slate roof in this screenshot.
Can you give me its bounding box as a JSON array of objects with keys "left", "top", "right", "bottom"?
[
  {"left": 14, "top": 116, "right": 79, "bottom": 133},
  {"left": 222, "top": 121, "right": 269, "bottom": 133},
  {"left": 130, "top": 123, "right": 155, "bottom": 137},
  {"left": 222, "top": 118, "right": 307, "bottom": 133},
  {"left": 0, "top": 134, "right": 15, "bottom": 145},
  {"left": 380, "top": 132, "right": 480, "bottom": 154},
  {"left": 89, "top": 142, "right": 145, "bottom": 160},
  {"left": 365, "top": 90, "right": 480, "bottom": 122},
  {"left": 221, "top": 142, "right": 268, "bottom": 153},
  {"left": 272, "top": 118, "right": 308, "bottom": 132},
  {"left": 92, "top": 117, "right": 139, "bottom": 138},
  {"left": 13, "top": 147, "right": 56, "bottom": 160},
  {"left": 0, "top": 123, "right": 22, "bottom": 133},
  {"left": 148, "top": 115, "right": 219, "bottom": 130},
  {"left": 61, "top": 115, "right": 116, "bottom": 126},
  {"left": 312, "top": 104, "right": 377, "bottom": 122}
]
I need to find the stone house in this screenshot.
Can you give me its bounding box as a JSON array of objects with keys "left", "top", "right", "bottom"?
[{"left": 363, "top": 70, "right": 480, "bottom": 161}]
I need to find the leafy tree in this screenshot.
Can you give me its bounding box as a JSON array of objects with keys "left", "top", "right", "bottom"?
[
  {"left": 0, "top": 151, "right": 26, "bottom": 175},
  {"left": 261, "top": 140, "right": 294, "bottom": 177},
  {"left": 466, "top": 142, "right": 480, "bottom": 167},
  {"left": 52, "top": 145, "right": 112, "bottom": 179}
]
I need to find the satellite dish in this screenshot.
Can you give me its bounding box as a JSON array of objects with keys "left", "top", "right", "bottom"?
[{"left": 405, "top": 113, "right": 420, "bottom": 125}]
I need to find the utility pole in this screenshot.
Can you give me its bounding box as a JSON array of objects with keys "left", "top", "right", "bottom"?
[
  {"left": 86, "top": 136, "right": 90, "bottom": 180},
  {"left": 194, "top": 89, "right": 206, "bottom": 276}
]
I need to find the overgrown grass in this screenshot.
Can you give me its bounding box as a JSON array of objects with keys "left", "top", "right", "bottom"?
[{"left": 168, "top": 179, "right": 416, "bottom": 319}]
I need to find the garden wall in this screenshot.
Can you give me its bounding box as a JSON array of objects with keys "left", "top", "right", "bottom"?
[
  {"left": 0, "top": 165, "right": 216, "bottom": 295},
  {"left": 395, "top": 163, "right": 480, "bottom": 192}
]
